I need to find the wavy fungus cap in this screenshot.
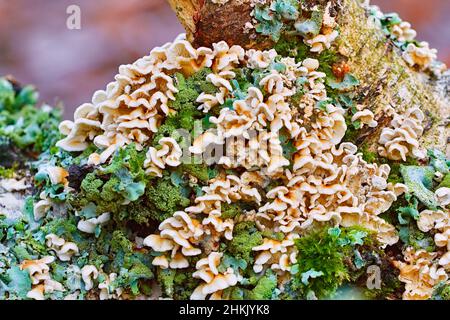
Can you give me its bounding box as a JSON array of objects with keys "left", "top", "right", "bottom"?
[
  {"left": 378, "top": 107, "right": 426, "bottom": 161},
  {"left": 394, "top": 247, "right": 448, "bottom": 300},
  {"left": 402, "top": 41, "right": 438, "bottom": 70},
  {"left": 191, "top": 252, "right": 238, "bottom": 300}
]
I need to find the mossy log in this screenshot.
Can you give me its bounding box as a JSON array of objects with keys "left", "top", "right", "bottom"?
[{"left": 168, "top": 0, "right": 450, "bottom": 157}]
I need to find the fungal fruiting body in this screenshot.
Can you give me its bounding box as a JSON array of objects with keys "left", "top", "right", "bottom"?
[{"left": 0, "top": 0, "right": 449, "bottom": 300}]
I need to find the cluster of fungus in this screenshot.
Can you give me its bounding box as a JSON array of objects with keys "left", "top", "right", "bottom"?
[
  {"left": 0, "top": 0, "right": 448, "bottom": 300},
  {"left": 378, "top": 107, "right": 426, "bottom": 162},
  {"left": 54, "top": 29, "right": 412, "bottom": 299},
  {"left": 393, "top": 248, "right": 447, "bottom": 300},
  {"left": 367, "top": 3, "right": 445, "bottom": 75}
]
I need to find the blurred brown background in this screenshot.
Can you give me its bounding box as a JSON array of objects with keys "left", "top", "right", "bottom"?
[{"left": 0, "top": 0, "right": 448, "bottom": 118}]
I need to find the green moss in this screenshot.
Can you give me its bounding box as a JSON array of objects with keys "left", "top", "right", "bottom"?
[
  {"left": 157, "top": 268, "right": 176, "bottom": 298},
  {"left": 317, "top": 49, "right": 340, "bottom": 78},
  {"left": 77, "top": 172, "right": 122, "bottom": 215},
  {"left": 359, "top": 144, "right": 378, "bottom": 164},
  {"left": 128, "top": 262, "right": 153, "bottom": 285},
  {"left": 110, "top": 230, "right": 133, "bottom": 253},
  {"left": 233, "top": 68, "right": 254, "bottom": 94},
  {"left": 104, "top": 147, "right": 147, "bottom": 202},
  {"left": 111, "top": 256, "right": 154, "bottom": 296},
  {"left": 272, "top": 18, "right": 340, "bottom": 78},
  {"left": 12, "top": 245, "right": 32, "bottom": 261},
  {"left": 247, "top": 270, "right": 278, "bottom": 300},
  {"left": 440, "top": 286, "right": 450, "bottom": 300},
  {"left": 221, "top": 202, "right": 242, "bottom": 219},
  {"left": 80, "top": 173, "right": 103, "bottom": 198},
  {"left": 100, "top": 177, "right": 121, "bottom": 201},
  {"left": 157, "top": 268, "right": 200, "bottom": 299},
  {"left": 0, "top": 78, "right": 17, "bottom": 111},
  {"left": 438, "top": 173, "right": 450, "bottom": 189},
  {"left": 274, "top": 35, "right": 309, "bottom": 62},
  {"left": 0, "top": 165, "right": 16, "bottom": 178},
  {"left": 387, "top": 163, "right": 403, "bottom": 184},
  {"left": 363, "top": 262, "right": 403, "bottom": 300},
  {"left": 176, "top": 68, "right": 217, "bottom": 98},
  {"left": 169, "top": 69, "right": 215, "bottom": 111},
  {"left": 153, "top": 104, "right": 199, "bottom": 144},
  {"left": 180, "top": 163, "right": 210, "bottom": 182},
  {"left": 261, "top": 230, "right": 285, "bottom": 242},
  {"left": 75, "top": 146, "right": 153, "bottom": 219},
  {"left": 153, "top": 68, "right": 217, "bottom": 145},
  {"left": 343, "top": 114, "right": 359, "bottom": 143},
  {"left": 41, "top": 218, "right": 78, "bottom": 241},
  {"left": 432, "top": 283, "right": 450, "bottom": 300},
  {"left": 222, "top": 287, "right": 245, "bottom": 300},
  {"left": 70, "top": 144, "right": 97, "bottom": 165},
  {"left": 291, "top": 227, "right": 351, "bottom": 298},
  {"left": 77, "top": 153, "right": 190, "bottom": 224},
  {"left": 384, "top": 157, "right": 417, "bottom": 184},
  {"left": 228, "top": 222, "right": 263, "bottom": 264},
  {"left": 279, "top": 128, "right": 297, "bottom": 160},
  {"left": 173, "top": 272, "right": 200, "bottom": 300},
  {"left": 113, "top": 200, "right": 152, "bottom": 225},
  {"left": 152, "top": 122, "right": 177, "bottom": 146},
  {"left": 379, "top": 193, "right": 405, "bottom": 225},
  {"left": 175, "top": 104, "right": 199, "bottom": 131},
  {"left": 105, "top": 231, "right": 154, "bottom": 295},
  {"left": 171, "top": 74, "right": 199, "bottom": 111},
  {"left": 145, "top": 177, "right": 191, "bottom": 222},
  {"left": 0, "top": 105, "right": 62, "bottom": 153}
]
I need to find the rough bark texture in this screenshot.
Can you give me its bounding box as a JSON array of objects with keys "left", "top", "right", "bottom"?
[
  {"left": 168, "top": 0, "right": 450, "bottom": 157},
  {"left": 167, "top": 0, "right": 272, "bottom": 49},
  {"left": 336, "top": 0, "right": 449, "bottom": 156},
  {"left": 167, "top": 0, "right": 202, "bottom": 39}
]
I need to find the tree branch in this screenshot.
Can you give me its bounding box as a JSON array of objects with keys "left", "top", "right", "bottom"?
[{"left": 168, "top": 0, "right": 449, "bottom": 156}]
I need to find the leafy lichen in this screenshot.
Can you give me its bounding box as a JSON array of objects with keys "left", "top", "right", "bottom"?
[
  {"left": 247, "top": 270, "right": 278, "bottom": 300},
  {"left": 400, "top": 165, "right": 438, "bottom": 209},
  {"left": 254, "top": 0, "right": 300, "bottom": 42},
  {"left": 0, "top": 77, "right": 61, "bottom": 154}
]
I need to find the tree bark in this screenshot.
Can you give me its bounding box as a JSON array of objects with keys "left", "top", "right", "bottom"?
[
  {"left": 168, "top": 0, "right": 450, "bottom": 157},
  {"left": 167, "top": 0, "right": 271, "bottom": 49}
]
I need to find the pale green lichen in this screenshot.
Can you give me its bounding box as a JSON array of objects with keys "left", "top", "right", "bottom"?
[
  {"left": 253, "top": 0, "right": 300, "bottom": 42},
  {"left": 247, "top": 270, "right": 278, "bottom": 300},
  {"left": 400, "top": 165, "right": 438, "bottom": 209},
  {"left": 0, "top": 77, "right": 61, "bottom": 154}
]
